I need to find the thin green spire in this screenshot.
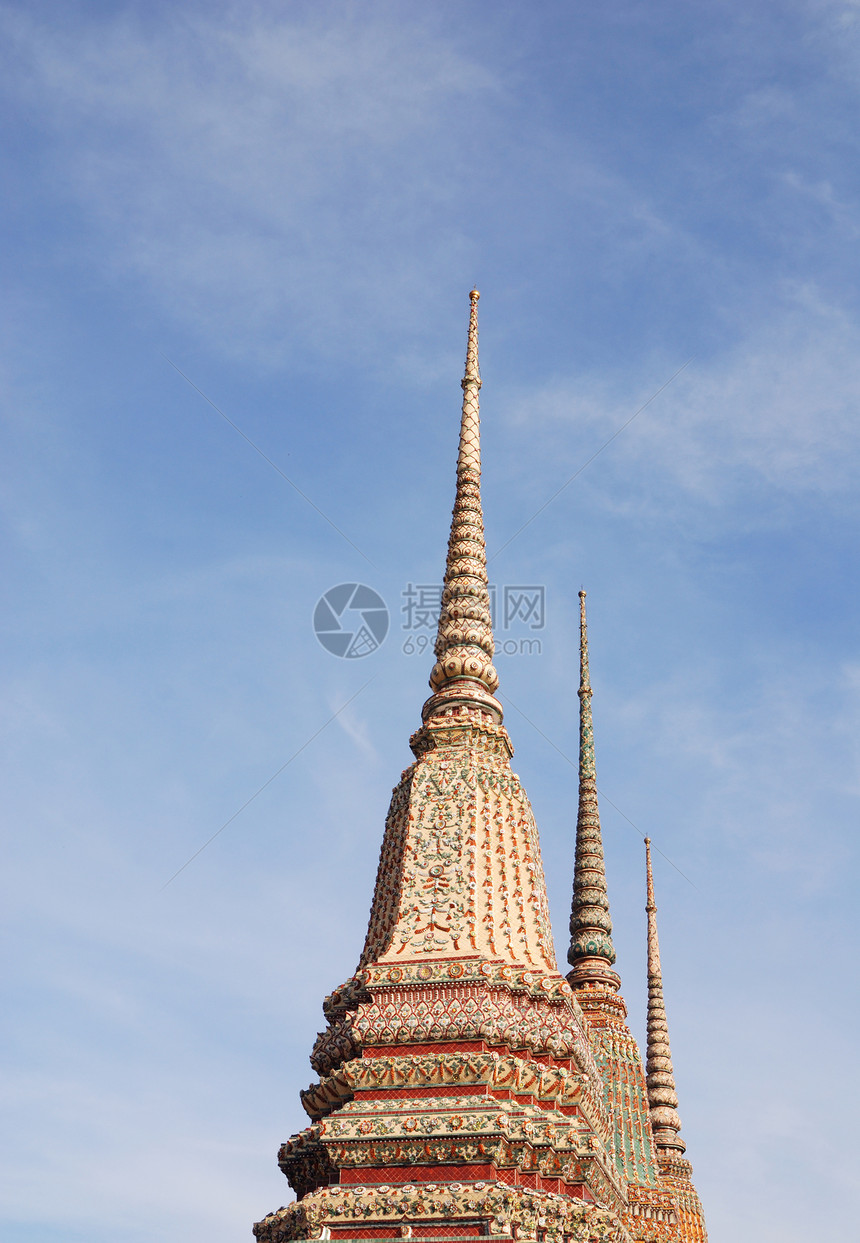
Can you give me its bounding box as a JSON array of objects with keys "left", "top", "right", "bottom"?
[{"left": 567, "top": 590, "right": 618, "bottom": 988}]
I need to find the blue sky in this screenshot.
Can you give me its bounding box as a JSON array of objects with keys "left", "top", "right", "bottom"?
[{"left": 2, "top": 2, "right": 859, "bottom": 1239}]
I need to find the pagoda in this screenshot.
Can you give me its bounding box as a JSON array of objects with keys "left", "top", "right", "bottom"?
[{"left": 254, "top": 291, "right": 708, "bottom": 1243}]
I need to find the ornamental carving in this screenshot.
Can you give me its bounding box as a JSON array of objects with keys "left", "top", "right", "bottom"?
[
  {"left": 300, "top": 1050, "right": 604, "bottom": 1131},
  {"left": 357, "top": 717, "right": 556, "bottom": 970},
  {"left": 310, "top": 967, "right": 603, "bottom": 1101},
  {"left": 254, "top": 1181, "right": 633, "bottom": 1243}
]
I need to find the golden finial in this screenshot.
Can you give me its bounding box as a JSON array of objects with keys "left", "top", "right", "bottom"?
[{"left": 645, "top": 836, "right": 656, "bottom": 911}]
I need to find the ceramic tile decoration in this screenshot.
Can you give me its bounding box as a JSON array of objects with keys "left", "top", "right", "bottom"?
[{"left": 253, "top": 292, "right": 707, "bottom": 1243}]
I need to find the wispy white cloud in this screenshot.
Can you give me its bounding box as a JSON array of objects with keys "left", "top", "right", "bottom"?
[
  {"left": 0, "top": 6, "right": 500, "bottom": 361},
  {"left": 500, "top": 289, "right": 860, "bottom": 510},
  {"left": 603, "top": 646, "right": 860, "bottom": 896},
  {"left": 333, "top": 702, "right": 378, "bottom": 761}
]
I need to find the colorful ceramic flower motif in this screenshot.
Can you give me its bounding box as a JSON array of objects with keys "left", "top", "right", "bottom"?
[{"left": 253, "top": 294, "right": 708, "bottom": 1243}]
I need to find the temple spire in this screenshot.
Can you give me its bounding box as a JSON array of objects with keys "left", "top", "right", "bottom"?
[
  {"left": 566, "top": 590, "right": 618, "bottom": 990},
  {"left": 645, "top": 837, "right": 686, "bottom": 1154},
  {"left": 424, "top": 289, "right": 501, "bottom": 722}
]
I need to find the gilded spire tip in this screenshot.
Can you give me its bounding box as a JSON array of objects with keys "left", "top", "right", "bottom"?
[
  {"left": 645, "top": 836, "right": 656, "bottom": 912},
  {"left": 579, "top": 590, "right": 592, "bottom": 701}
]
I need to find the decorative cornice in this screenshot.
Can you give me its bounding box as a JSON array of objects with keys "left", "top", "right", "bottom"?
[
  {"left": 299, "top": 1048, "right": 606, "bottom": 1132},
  {"left": 567, "top": 591, "right": 619, "bottom": 990},
  {"left": 255, "top": 1180, "right": 633, "bottom": 1243},
  {"left": 645, "top": 838, "right": 686, "bottom": 1155},
  {"left": 424, "top": 289, "right": 502, "bottom": 722}
]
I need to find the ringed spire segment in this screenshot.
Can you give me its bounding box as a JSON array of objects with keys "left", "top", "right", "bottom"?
[
  {"left": 457, "top": 288, "right": 482, "bottom": 474},
  {"left": 566, "top": 590, "right": 619, "bottom": 990},
  {"left": 645, "top": 837, "right": 686, "bottom": 1154},
  {"left": 424, "top": 289, "right": 501, "bottom": 721}
]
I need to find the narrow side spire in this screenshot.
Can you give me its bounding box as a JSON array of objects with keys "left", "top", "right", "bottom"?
[
  {"left": 567, "top": 591, "right": 618, "bottom": 989},
  {"left": 645, "top": 837, "right": 686, "bottom": 1154},
  {"left": 424, "top": 289, "right": 501, "bottom": 721}
]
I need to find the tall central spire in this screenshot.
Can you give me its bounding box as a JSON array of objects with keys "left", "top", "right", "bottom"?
[
  {"left": 349, "top": 290, "right": 558, "bottom": 973},
  {"left": 424, "top": 289, "right": 501, "bottom": 722},
  {"left": 567, "top": 590, "right": 618, "bottom": 990}
]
